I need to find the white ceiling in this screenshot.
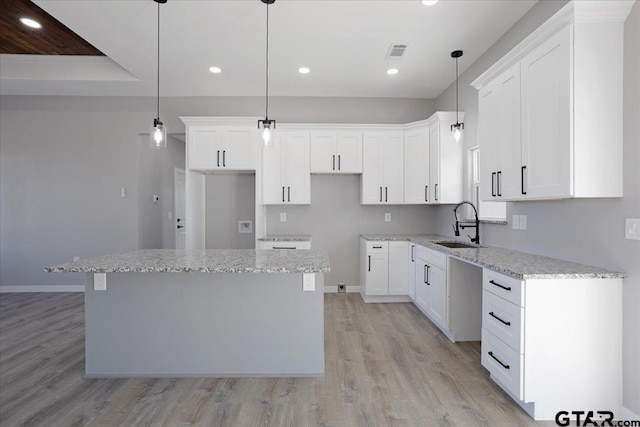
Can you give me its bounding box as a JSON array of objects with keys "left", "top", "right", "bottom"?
[{"left": 0, "top": 0, "right": 537, "bottom": 98}]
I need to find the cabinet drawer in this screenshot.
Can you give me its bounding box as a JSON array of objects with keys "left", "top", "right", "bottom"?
[
  {"left": 482, "top": 328, "right": 524, "bottom": 400},
  {"left": 366, "top": 241, "right": 389, "bottom": 253},
  {"left": 415, "top": 246, "right": 447, "bottom": 270},
  {"left": 483, "top": 290, "right": 523, "bottom": 353},
  {"left": 483, "top": 269, "right": 524, "bottom": 307},
  {"left": 258, "top": 241, "right": 311, "bottom": 250}
]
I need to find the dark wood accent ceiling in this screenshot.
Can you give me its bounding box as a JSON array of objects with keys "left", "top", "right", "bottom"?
[{"left": 0, "top": 0, "right": 104, "bottom": 55}]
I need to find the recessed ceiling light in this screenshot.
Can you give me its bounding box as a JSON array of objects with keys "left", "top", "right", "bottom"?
[
  {"left": 20, "top": 18, "right": 42, "bottom": 29},
  {"left": 421, "top": 0, "right": 439, "bottom": 5},
  {"left": 208, "top": 66, "right": 222, "bottom": 74},
  {"left": 386, "top": 68, "right": 399, "bottom": 75},
  {"left": 298, "top": 67, "right": 310, "bottom": 74}
]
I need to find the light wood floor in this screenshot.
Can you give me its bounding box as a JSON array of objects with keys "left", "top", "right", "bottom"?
[{"left": 0, "top": 292, "right": 554, "bottom": 427}]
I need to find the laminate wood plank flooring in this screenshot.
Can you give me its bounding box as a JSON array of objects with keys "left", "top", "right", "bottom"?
[{"left": 0, "top": 292, "right": 555, "bottom": 427}]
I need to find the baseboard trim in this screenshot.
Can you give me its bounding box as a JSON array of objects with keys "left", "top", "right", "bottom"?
[
  {"left": 620, "top": 406, "right": 640, "bottom": 421},
  {"left": 0, "top": 285, "right": 84, "bottom": 293},
  {"left": 324, "top": 285, "right": 338, "bottom": 293},
  {"left": 346, "top": 285, "right": 360, "bottom": 293}
]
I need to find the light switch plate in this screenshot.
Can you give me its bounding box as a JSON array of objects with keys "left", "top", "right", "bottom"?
[
  {"left": 280, "top": 212, "right": 287, "bottom": 222},
  {"left": 94, "top": 273, "right": 107, "bottom": 291},
  {"left": 303, "top": 274, "right": 315, "bottom": 291},
  {"left": 120, "top": 187, "right": 127, "bottom": 198},
  {"left": 626, "top": 218, "right": 640, "bottom": 240},
  {"left": 519, "top": 215, "right": 527, "bottom": 230},
  {"left": 385, "top": 213, "right": 391, "bottom": 222},
  {"left": 512, "top": 215, "right": 520, "bottom": 230}
]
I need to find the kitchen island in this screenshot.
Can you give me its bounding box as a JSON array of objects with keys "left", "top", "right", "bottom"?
[{"left": 46, "top": 249, "right": 330, "bottom": 378}]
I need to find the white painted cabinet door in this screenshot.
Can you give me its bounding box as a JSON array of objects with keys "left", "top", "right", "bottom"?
[
  {"left": 428, "top": 265, "right": 447, "bottom": 329},
  {"left": 496, "top": 64, "right": 523, "bottom": 200},
  {"left": 188, "top": 126, "right": 222, "bottom": 170},
  {"left": 408, "top": 243, "right": 416, "bottom": 301},
  {"left": 362, "top": 133, "right": 384, "bottom": 204},
  {"left": 428, "top": 123, "right": 440, "bottom": 204},
  {"left": 365, "top": 251, "right": 389, "bottom": 296},
  {"left": 404, "top": 127, "right": 430, "bottom": 204},
  {"left": 221, "top": 127, "right": 257, "bottom": 170},
  {"left": 285, "top": 132, "right": 311, "bottom": 204},
  {"left": 309, "top": 132, "right": 336, "bottom": 173},
  {"left": 380, "top": 132, "right": 404, "bottom": 204},
  {"left": 414, "top": 258, "right": 429, "bottom": 312},
  {"left": 262, "top": 134, "right": 286, "bottom": 204},
  {"left": 388, "top": 242, "right": 409, "bottom": 296},
  {"left": 479, "top": 82, "right": 501, "bottom": 201},
  {"left": 335, "top": 132, "right": 362, "bottom": 173},
  {"left": 521, "top": 26, "right": 571, "bottom": 199}
]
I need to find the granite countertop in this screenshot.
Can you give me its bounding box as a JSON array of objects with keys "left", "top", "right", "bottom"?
[
  {"left": 361, "top": 234, "right": 626, "bottom": 280},
  {"left": 258, "top": 234, "right": 312, "bottom": 242},
  {"left": 45, "top": 249, "right": 330, "bottom": 274}
]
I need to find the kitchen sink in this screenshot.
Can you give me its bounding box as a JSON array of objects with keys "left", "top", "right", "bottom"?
[{"left": 435, "top": 241, "right": 481, "bottom": 249}]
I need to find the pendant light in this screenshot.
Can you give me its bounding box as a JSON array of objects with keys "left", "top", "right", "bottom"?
[
  {"left": 450, "top": 50, "right": 464, "bottom": 142},
  {"left": 150, "top": 0, "right": 167, "bottom": 148},
  {"left": 258, "top": 0, "right": 276, "bottom": 145}
]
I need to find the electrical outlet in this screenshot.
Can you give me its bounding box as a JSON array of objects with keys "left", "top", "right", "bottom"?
[
  {"left": 519, "top": 215, "right": 527, "bottom": 230},
  {"left": 385, "top": 213, "right": 391, "bottom": 222},
  {"left": 303, "top": 274, "right": 315, "bottom": 291},
  {"left": 167, "top": 211, "right": 172, "bottom": 220},
  {"left": 120, "top": 187, "right": 127, "bottom": 198},
  {"left": 280, "top": 212, "right": 286, "bottom": 222},
  {"left": 73, "top": 256, "right": 80, "bottom": 262},
  {"left": 626, "top": 218, "right": 640, "bottom": 240},
  {"left": 152, "top": 195, "right": 159, "bottom": 203},
  {"left": 94, "top": 273, "right": 107, "bottom": 291},
  {"left": 512, "top": 215, "right": 520, "bottom": 230}
]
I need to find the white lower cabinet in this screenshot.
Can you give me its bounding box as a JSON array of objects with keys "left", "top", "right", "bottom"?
[
  {"left": 408, "top": 243, "right": 416, "bottom": 301},
  {"left": 360, "top": 239, "right": 410, "bottom": 302},
  {"left": 412, "top": 245, "right": 448, "bottom": 332}
]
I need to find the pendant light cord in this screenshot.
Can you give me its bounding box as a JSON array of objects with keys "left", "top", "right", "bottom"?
[
  {"left": 156, "top": 0, "right": 160, "bottom": 120},
  {"left": 455, "top": 56, "right": 458, "bottom": 124},
  {"left": 265, "top": 2, "right": 269, "bottom": 119}
]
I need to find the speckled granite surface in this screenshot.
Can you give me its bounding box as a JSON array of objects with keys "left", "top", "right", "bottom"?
[
  {"left": 45, "top": 249, "right": 330, "bottom": 274},
  {"left": 361, "top": 234, "right": 626, "bottom": 280},
  {"left": 258, "top": 235, "right": 312, "bottom": 242}
]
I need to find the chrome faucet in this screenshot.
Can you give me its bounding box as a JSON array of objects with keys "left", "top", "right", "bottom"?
[{"left": 453, "top": 201, "right": 480, "bottom": 245}]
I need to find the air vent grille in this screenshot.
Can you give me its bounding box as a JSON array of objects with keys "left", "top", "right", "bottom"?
[{"left": 386, "top": 44, "right": 407, "bottom": 59}]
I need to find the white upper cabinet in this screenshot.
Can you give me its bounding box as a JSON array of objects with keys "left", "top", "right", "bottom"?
[
  {"left": 262, "top": 131, "right": 310, "bottom": 205},
  {"left": 404, "top": 126, "right": 430, "bottom": 204},
  {"left": 185, "top": 123, "right": 257, "bottom": 171},
  {"left": 472, "top": 1, "right": 631, "bottom": 200},
  {"left": 362, "top": 131, "right": 404, "bottom": 204},
  {"left": 310, "top": 131, "right": 362, "bottom": 173},
  {"left": 427, "top": 112, "right": 464, "bottom": 205}
]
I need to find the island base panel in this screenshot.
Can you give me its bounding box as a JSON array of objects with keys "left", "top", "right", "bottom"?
[{"left": 84, "top": 272, "right": 324, "bottom": 377}]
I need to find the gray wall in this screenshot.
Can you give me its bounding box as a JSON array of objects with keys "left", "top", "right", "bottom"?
[
  {"left": 205, "top": 174, "right": 256, "bottom": 249},
  {"left": 138, "top": 134, "right": 185, "bottom": 250},
  {"left": 433, "top": 0, "right": 640, "bottom": 415},
  {"left": 266, "top": 175, "right": 435, "bottom": 288}
]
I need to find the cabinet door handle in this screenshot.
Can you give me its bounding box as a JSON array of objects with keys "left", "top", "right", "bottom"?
[
  {"left": 497, "top": 171, "right": 502, "bottom": 197},
  {"left": 217, "top": 150, "right": 220, "bottom": 167},
  {"left": 424, "top": 265, "right": 428, "bottom": 284},
  {"left": 338, "top": 155, "right": 341, "bottom": 170},
  {"left": 489, "top": 279, "right": 512, "bottom": 291},
  {"left": 385, "top": 187, "right": 388, "bottom": 202},
  {"left": 368, "top": 255, "right": 371, "bottom": 272},
  {"left": 521, "top": 166, "right": 527, "bottom": 195},
  {"left": 411, "top": 245, "right": 414, "bottom": 262},
  {"left": 373, "top": 245, "right": 382, "bottom": 249},
  {"left": 223, "top": 150, "right": 226, "bottom": 167},
  {"left": 489, "top": 311, "right": 511, "bottom": 326},
  {"left": 426, "top": 265, "right": 430, "bottom": 285},
  {"left": 379, "top": 187, "right": 382, "bottom": 202},
  {"left": 491, "top": 172, "right": 496, "bottom": 197},
  {"left": 488, "top": 351, "right": 510, "bottom": 370},
  {"left": 425, "top": 185, "right": 428, "bottom": 202},
  {"left": 435, "top": 184, "right": 438, "bottom": 201},
  {"left": 282, "top": 187, "right": 285, "bottom": 202},
  {"left": 288, "top": 187, "right": 291, "bottom": 202},
  {"left": 332, "top": 155, "right": 335, "bottom": 171}
]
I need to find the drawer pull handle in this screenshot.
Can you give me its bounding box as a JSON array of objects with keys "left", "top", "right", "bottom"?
[
  {"left": 489, "top": 279, "right": 511, "bottom": 291},
  {"left": 489, "top": 311, "right": 511, "bottom": 326},
  {"left": 273, "top": 246, "right": 296, "bottom": 250},
  {"left": 373, "top": 246, "right": 382, "bottom": 249},
  {"left": 488, "top": 351, "right": 510, "bottom": 370}
]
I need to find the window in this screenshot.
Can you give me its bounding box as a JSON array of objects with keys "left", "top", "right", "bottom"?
[{"left": 469, "top": 146, "right": 506, "bottom": 221}]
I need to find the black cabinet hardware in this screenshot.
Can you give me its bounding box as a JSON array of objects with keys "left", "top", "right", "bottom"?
[
  {"left": 273, "top": 246, "right": 296, "bottom": 250},
  {"left": 489, "top": 312, "right": 511, "bottom": 326},
  {"left": 492, "top": 172, "right": 496, "bottom": 197},
  {"left": 426, "top": 265, "right": 430, "bottom": 285},
  {"left": 368, "top": 256, "right": 371, "bottom": 272},
  {"left": 411, "top": 245, "right": 415, "bottom": 262},
  {"left": 177, "top": 225, "right": 184, "bottom": 229},
  {"left": 424, "top": 265, "right": 428, "bottom": 284},
  {"left": 385, "top": 187, "right": 388, "bottom": 202},
  {"left": 338, "top": 155, "right": 341, "bottom": 170},
  {"left": 223, "top": 150, "right": 226, "bottom": 167},
  {"left": 288, "top": 187, "right": 291, "bottom": 202},
  {"left": 373, "top": 245, "right": 382, "bottom": 249},
  {"left": 489, "top": 279, "right": 512, "bottom": 291},
  {"left": 488, "top": 351, "right": 510, "bottom": 369},
  {"left": 425, "top": 185, "right": 428, "bottom": 202},
  {"left": 521, "top": 166, "right": 527, "bottom": 195},
  {"left": 217, "top": 150, "right": 220, "bottom": 167},
  {"left": 379, "top": 187, "right": 382, "bottom": 202},
  {"left": 282, "top": 187, "right": 285, "bottom": 202},
  {"left": 332, "top": 155, "right": 335, "bottom": 171},
  {"left": 177, "top": 218, "right": 181, "bottom": 222},
  {"left": 435, "top": 184, "right": 439, "bottom": 201},
  {"left": 497, "top": 171, "right": 502, "bottom": 196}
]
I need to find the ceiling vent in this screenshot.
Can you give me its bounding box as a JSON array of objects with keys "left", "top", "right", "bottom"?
[{"left": 386, "top": 44, "right": 407, "bottom": 59}]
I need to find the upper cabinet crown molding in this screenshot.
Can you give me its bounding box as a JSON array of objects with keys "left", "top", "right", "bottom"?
[
  {"left": 180, "top": 117, "right": 262, "bottom": 127},
  {"left": 471, "top": 0, "right": 634, "bottom": 90}
]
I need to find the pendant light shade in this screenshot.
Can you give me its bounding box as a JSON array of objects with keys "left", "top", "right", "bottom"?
[
  {"left": 151, "top": 0, "right": 167, "bottom": 148},
  {"left": 450, "top": 50, "right": 464, "bottom": 142},
  {"left": 258, "top": 0, "right": 276, "bottom": 145}
]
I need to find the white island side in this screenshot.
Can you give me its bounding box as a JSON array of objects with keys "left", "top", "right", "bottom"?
[{"left": 46, "top": 249, "right": 330, "bottom": 378}]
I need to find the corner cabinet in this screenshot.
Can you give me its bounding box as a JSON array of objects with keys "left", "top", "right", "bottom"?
[
  {"left": 262, "top": 131, "right": 310, "bottom": 205},
  {"left": 185, "top": 123, "right": 257, "bottom": 171},
  {"left": 310, "top": 131, "right": 362, "bottom": 173},
  {"left": 361, "top": 131, "right": 404, "bottom": 204},
  {"left": 473, "top": 1, "right": 631, "bottom": 201}
]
